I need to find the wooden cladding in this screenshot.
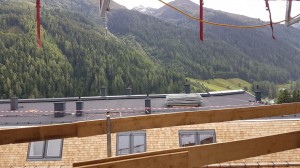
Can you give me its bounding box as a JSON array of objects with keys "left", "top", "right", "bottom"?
[{"left": 74, "top": 130, "right": 300, "bottom": 168}]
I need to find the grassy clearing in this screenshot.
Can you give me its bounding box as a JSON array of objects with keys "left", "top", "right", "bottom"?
[
  {"left": 188, "top": 78, "right": 253, "bottom": 92},
  {"left": 277, "top": 83, "right": 292, "bottom": 90}
]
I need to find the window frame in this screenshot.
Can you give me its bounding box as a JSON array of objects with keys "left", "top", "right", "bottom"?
[
  {"left": 27, "top": 139, "right": 64, "bottom": 161},
  {"left": 116, "top": 131, "right": 146, "bottom": 156},
  {"left": 178, "top": 130, "right": 216, "bottom": 147}
]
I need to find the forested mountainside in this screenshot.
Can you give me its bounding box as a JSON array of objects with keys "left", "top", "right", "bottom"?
[
  {"left": 118, "top": 0, "right": 300, "bottom": 83},
  {"left": 0, "top": 0, "right": 300, "bottom": 99},
  {"left": 0, "top": 1, "right": 184, "bottom": 99}
]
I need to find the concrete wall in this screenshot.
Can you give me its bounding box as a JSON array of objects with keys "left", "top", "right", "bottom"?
[{"left": 1, "top": 119, "right": 300, "bottom": 167}]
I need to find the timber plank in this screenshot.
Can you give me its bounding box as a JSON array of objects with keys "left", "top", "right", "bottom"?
[
  {"left": 77, "top": 120, "right": 106, "bottom": 137},
  {"left": 108, "top": 103, "right": 300, "bottom": 133},
  {"left": 0, "top": 123, "right": 77, "bottom": 145},
  {"left": 73, "top": 149, "right": 182, "bottom": 167},
  {"left": 187, "top": 130, "right": 300, "bottom": 166},
  {"left": 76, "top": 151, "right": 189, "bottom": 168}
]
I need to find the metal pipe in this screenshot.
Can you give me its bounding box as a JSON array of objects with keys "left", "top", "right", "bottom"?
[
  {"left": 204, "top": 162, "right": 300, "bottom": 168},
  {"left": 106, "top": 111, "right": 112, "bottom": 157},
  {"left": 145, "top": 95, "right": 151, "bottom": 114}
]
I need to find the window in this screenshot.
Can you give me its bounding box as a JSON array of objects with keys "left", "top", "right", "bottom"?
[
  {"left": 179, "top": 130, "right": 216, "bottom": 147},
  {"left": 27, "top": 139, "right": 63, "bottom": 160},
  {"left": 116, "top": 131, "right": 146, "bottom": 156}
]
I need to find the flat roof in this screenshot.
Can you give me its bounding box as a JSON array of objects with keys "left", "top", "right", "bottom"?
[{"left": 0, "top": 90, "right": 266, "bottom": 126}]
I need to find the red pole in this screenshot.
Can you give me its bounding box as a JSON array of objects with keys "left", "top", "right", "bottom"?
[
  {"left": 200, "top": 0, "right": 204, "bottom": 42},
  {"left": 265, "top": 0, "right": 275, "bottom": 40},
  {"left": 36, "top": 0, "right": 42, "bottom": 48}
]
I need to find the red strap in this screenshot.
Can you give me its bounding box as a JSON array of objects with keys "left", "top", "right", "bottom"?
[
  {"left": 36, "top": 0, "right": 42, "bottom": 48},
  {"left": 265, "top": 0, "right": 275, "bottom": 40},
  {"left": 200, "top": 0, "right": 204, "bottom": 42}
]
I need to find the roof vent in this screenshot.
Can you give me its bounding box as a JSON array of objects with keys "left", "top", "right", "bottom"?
[
  {"left": 54, "top": 102, "right": 66, "bottom": 118},
  {"left": 184, "top": 79, "right": 191, "bottom": 94},
  {"left": 255, "top": 85, "right": 262, "bottom": 102},
  {"left": 100, "top": 86, "right": 107, "bottom": 96},
  {"left": 126, "top": 86, "right": 132, "bottom": 95},
  {"left": 10, "top": 97, "right": 18, "bottom": 111},
  {"left": 76, "top": 101, "right": 84, "bottom": 117}
]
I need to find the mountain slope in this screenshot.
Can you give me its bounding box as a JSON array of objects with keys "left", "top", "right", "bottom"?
[
  {"left": 132, "top": 6, "right": 157, "bottom": 15},
  {"left": 108, "top": 7, "right": 300, "bottom": 83},
  {"left": 1, "top": 0, "right": 300, "bottom": 99},
  {"left": 0, "top": 1, "right": 184, "bottom": 98},
  {"left": 153, "top": 0, "right": 300, "bottom": 59}
]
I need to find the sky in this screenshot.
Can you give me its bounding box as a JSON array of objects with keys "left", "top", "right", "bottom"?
[{"left": 113, "top": 0, "right": 300, "bottom": 22}]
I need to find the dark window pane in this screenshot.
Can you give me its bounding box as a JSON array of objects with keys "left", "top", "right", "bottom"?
[
  {"left": 199, "top": 134, "right": 214, "bottom": 144},
  {"left": 46, "top": 139, "right": 63, "bottom": 158},
  {"left": 133, "top": 135, "right": 145, "bottom": 153},
  {"left": 118, "top": 135, "right": 130, "bottom": 155},
  {"left": 29, "top": 141, "right": 44, "bottom": 158},
  {"left": 180, "top": 134, "right": 196, "bottom": 147}
]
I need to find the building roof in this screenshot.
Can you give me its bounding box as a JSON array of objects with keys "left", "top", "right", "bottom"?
[{"left": 0, "top": 90, "right": 265, "bottom": 126}]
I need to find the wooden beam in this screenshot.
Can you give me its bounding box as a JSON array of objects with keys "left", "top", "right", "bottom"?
[
  {"left": 285, "top": 0, "right": 300, "bottom": 26},
  {"left": 205, "top": 162, "right": 300, "bottom": 168},
  {"left": 187, "top": 130, "right": 300, "bottom": 166},
  {"left": 79, "top": 103, "right": 300, "bottom": 137},
  {"left": 77, "top": 120, "right": 107, "bottom": 137},
  {"left": 1, "top": 103, "right": 300, "bottom": 145},
  {"left": 99, "top": 0, "right": 110, "bottom": 17},
  {"left": 285, "top": 0, "right": 292, "bottom": 24},
  {"left": 111, "top": 103, "right": 300, "bottom": 133},
  {"left": 0, "top": 120, "right": 107, "bottom": 145},
  {"left": 287, "top": 17, "right": 300, "bottom": 26},
  {"left": 0, "top": 123, "right": 78, "bottom": 145},
  {"left": 73, "top": 148, "right": 183, "bottom": 167},
  {"left": 77, "top": 151, "right": 189, "bottom": 168},
  {"left": 74, "top": 130, "right": 300, "bottom": 168}
]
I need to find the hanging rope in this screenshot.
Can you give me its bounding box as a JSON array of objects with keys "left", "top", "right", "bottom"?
[
  {"left": 36, "top": 0, "right": 42, "bottom": 48},
  {"left": 158, "top": 0, "right": 300, "bottom": 29},
  {"left": 199, "top": 0, "right": 204, "bottom": 41},
  {"left": 265, "top": 0, "right": 276, "bottom": 39}
]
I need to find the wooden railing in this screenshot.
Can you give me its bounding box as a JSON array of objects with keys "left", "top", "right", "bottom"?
[{"left": 0, "top": 103, "right": 300, "bottom": 145}]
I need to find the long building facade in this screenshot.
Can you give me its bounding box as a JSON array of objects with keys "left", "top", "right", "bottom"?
[{"left": 1, "top": 119, "right": 300, "bottom": 167}]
